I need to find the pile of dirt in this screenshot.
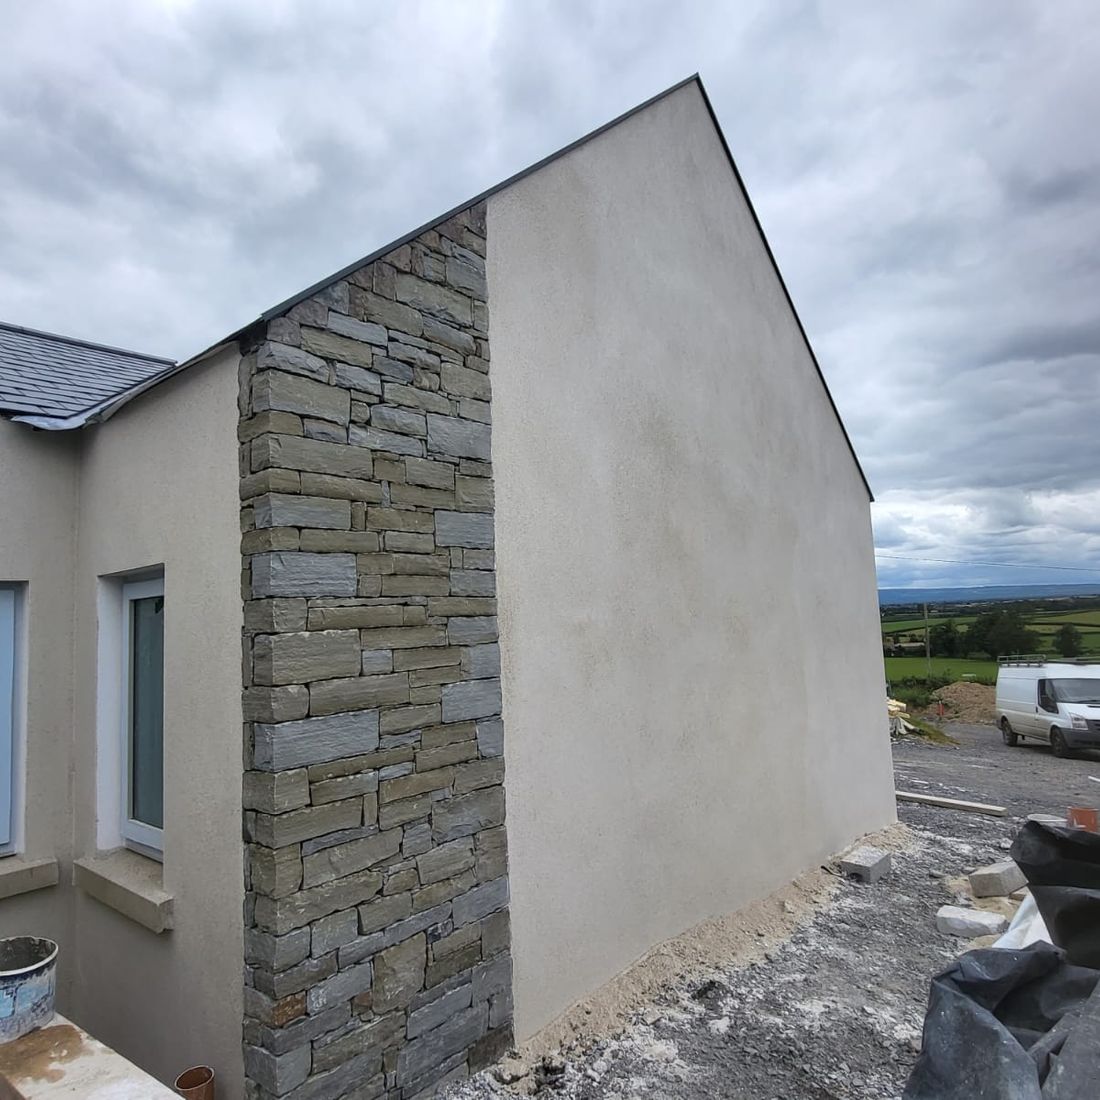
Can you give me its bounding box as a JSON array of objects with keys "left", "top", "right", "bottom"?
[{"left": 928, "top": 681, "right": 996, "bottom": 725}]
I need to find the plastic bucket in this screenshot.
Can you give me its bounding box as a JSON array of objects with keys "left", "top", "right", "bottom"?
[{"left": 0, "top": 937, "right": 58, "bottom": 1043}]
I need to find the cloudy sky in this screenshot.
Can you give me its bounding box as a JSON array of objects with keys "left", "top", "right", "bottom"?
[{"left": 3, "top": 1, "right": 1099, "bottom": 590}]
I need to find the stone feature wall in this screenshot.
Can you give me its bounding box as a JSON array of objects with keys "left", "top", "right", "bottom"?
[{"left": 239, "top": 203, "right": 512, "bottom": 1100}]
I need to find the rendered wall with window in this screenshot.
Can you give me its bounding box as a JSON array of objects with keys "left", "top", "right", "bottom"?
[
  {"left": 68, "top": 348, "right": 243, "bottom": 1092},
  {"left": 0, "top": 420, "right": 78, "bottom": 991}
]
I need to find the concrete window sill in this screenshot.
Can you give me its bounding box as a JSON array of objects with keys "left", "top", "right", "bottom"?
[
  {"left": 0, "top": 856, "right": 59, "bottom": 901},
  {"left": 73, "top": 849, "right": 174, "bottom": 934}
]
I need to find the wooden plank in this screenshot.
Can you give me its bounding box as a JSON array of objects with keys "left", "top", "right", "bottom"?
[{"left": 895, "top": 790, "right": 1007, "bottom": 817}]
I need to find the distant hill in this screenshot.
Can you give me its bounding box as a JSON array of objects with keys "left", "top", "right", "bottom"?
[{"left": 879, "top": 583, "right": 1100, "bottom": 607}]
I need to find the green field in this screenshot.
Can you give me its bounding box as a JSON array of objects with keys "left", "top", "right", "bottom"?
[
  {"left": 883, "top": 656, "right": 999, "bottom": 684},
  {"left": 882, "top": 608, "right": 1100, "bottom": 656}
]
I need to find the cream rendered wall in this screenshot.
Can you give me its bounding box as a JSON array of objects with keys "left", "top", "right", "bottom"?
[
  {"left": 0, "top": 420, "right": 78, "bottom": 993},
  {"left": 68, "top": 348, "right": 244, "bottom": 1092},
  {"left": 487, "top": 82, "right": 895, "bottom": 1039}
]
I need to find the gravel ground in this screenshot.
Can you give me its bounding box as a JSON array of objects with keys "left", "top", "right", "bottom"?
[{"left": 445, "top": 723, "right": 1100, "bottom": 1100}]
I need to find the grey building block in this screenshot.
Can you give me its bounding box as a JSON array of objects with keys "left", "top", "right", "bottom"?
[
  {"left": 839, "top": 846, "right": 892, "bottom": 883},
  {"left": 426, "top": 414, "right": 491, "bottom": 461},
  {"left": 969, "top": 860, "right": 1027, "bottom": 898},
  {"left": 936, "top": 905, "right": 1009, "bottom": 938}
]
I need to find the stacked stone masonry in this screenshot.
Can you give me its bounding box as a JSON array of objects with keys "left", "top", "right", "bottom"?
[{"left": 239, "top": 203, "right": 513, "bottom": 1100}]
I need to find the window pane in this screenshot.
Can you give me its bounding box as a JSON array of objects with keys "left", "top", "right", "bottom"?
[{"left": 130, "top": 595, "right": 164, "bottom": 830}]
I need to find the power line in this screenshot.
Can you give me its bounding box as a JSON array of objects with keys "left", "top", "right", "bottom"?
[{"left": 874, "top": 552, "right": 1100, "bottom": 575}]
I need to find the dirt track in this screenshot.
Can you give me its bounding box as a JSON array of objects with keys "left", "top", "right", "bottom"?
[{"left": 444, "top": 725, "right": 1100, "bottom": 1100}]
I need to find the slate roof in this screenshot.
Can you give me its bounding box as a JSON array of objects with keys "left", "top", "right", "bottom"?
[{"left": 0, "top": 321, "right": 175, "bottom": 426}]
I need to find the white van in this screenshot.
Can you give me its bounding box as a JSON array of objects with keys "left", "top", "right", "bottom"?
[{"left": 996, "top": 657, "right": 1100, "bottom": 757}]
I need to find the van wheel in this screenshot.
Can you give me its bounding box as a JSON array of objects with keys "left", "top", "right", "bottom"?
[
  {"left": 1050, "top": 728, "right": 1071, "bottom": 758},
  {"left": 1000, "top": 718, "right": 1018, "bottom": 747}
]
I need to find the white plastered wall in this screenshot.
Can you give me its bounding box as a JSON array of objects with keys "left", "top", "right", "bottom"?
[
  {"left": 0, "top": 348, "right": 243, "bottom": 1092},
  {"left": 486, "top": 81, "right": 895, "bottom": 1040}
]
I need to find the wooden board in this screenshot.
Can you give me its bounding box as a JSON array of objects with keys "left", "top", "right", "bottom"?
[{"left": 895, "top": 790, "right": 1007, "bottom": 817}]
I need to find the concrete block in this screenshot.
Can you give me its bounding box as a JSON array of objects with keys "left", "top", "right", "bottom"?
[
  {"left": 936, "top": 905, "right": 1009, "bottom": 938},
  {"left": 839, "top": 846, "right": 891, "bottom": 883},
  {"left": 969, "top": 860, "right": 1027, "bottom": 898}
]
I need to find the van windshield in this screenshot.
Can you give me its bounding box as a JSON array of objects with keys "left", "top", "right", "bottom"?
[{"left": 1051, "top": 678, "right": 1100, "bottom": 704}]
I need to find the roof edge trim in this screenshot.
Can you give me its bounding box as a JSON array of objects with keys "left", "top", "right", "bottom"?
[{"left": 250, "top": 74, "right": 704, "bottom": 327}]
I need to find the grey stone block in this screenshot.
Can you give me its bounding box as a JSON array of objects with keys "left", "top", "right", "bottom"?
[
  {"left": 442, "top": 678, "right": 502, "bottom": 723},
  {"left": 253, "top": 711, "right": 380, "bottom": 771},
  {"left": 462, "top": 643, "right": 500, "bottom": 679},
  {"left": 302, "top": 828, "right": 403, "bottom": 888},
  {"left": 253, "top": 434, "right": 373, "bottom": 480},
  {"left": 256, "top": 1004, "right": 350, "bottom": 1057},
  {"left": 407, "top": 981, "right": 473, "bottom": 1039},
  {"left": 935, "top": 905, "right": 1008, "bottom": 938},
  {"left": 403, "top": 822, "right": 433, "bottom": 856},
  {"left": 382, "top": 902, "right": 452, "bottom": 948},
  {"left": 349, "top": 424, "right": 424, "bottom": 457},
  {"left": 374, "top": 932, "right": 426, "bottom": 1012},
  {"left": 441, "top": 362, "right": 491, "bottom": 401},
  {"left": 281, "top": 1056, "right": 382, "bottom": 1100},
  {"left": 328, "top": 312, "right": 387, "bottom": 347},
  {"left": 370, "top": 356, "right": 416, "bottom": 383},
  {"left": 251, "top": 797, "right": 362, "bottom": 849},
  {"left": 839, "top": 846, "right": 892, "bottom": 883},
  {"left": 358, "top": 891, "right": 414, "bottom": 936},
  {"left": 476, "top": 718, "right": 504, "bottom": 758},
  {"left": 471, "top": 954, "right": 511, "bottom": 1003},
  {"left": 256, "top": 341, "right": 328, "bottom": 382},
  {"left": 371, "top": 405, "right": 427, "bottom": 438},
  {"left": 432, "top": 787, "right": 505, "bottom": 844},
  {"left": 452, "top": 877, "right": 509, "bottom": 929},
  {"left": 435, "top": 510, "right": 493, "bottom": 548},
  {"left": 253, "top": 630, "right": 361, "bottom": 686},
  {"left": 244, "top": 1042, "right": 312, "bottom": 1096},
  {"left": 308, "top": 673, "right": 410, "bottom": 717},
  {"left": 417, "top": 839, "right": 475, "bottom": 886},
  {"left": 333, "top": 361, "right": 382, "bottom": 395},
  {"left": 251, "top": 552, "right": 357, "bottom": 598},
  {"left": 254, "top": 494, "right": 351, "bottom": 531},
  {"left": 445, "top": 251, "right": 487, "bottom": 300},
  {"left": 306, "top": 958, "right": 374, "bottom": 1013},
  {"left": 969, "top": 860, "right": 1027, "bottom": 898},
  {"left": 245, "top": 926, "right": 311, "bottom": 972},
  {"left": 450, "top": 570, "right": 495, "bottom": 598},
  {"left": 448, "top": 617, "right": 499, "bottom": 646},
  {"left": 253, "top": 370, "right": 350, "bottom": 426},
  {"left": 253, "top": 952, "right": 336, "bottom": 999},
  {"left": 243, "top": 769, "right": 310, "bottom": 814},
  {"left": 396, "top": 1002, "right": 489, "bottom": 1085},
  {"left": 311, "top": 1013, "right": 405, "bottom": 1074},
  {"left": 426, "top": 414, "right": 491, "bottom": 461},
  {"left": 422, "top": 316, "right": 476, "bottom": 355},
  {"left": 310, "top": 909, "right": 360, "bottom": 956},
  {"left": 395, "top": 273, "right": 472, "bottom": 327}
]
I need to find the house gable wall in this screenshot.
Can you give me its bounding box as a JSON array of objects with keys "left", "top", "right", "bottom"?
[
  {"left": 486, "top": 80, "right": 895, "bottom": 1038},
  {"left": 239, "top": 203, "right": 513, "bottom": 1100}
]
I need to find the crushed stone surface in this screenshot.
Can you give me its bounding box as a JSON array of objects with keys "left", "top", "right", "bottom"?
[{"left": 443, "top": 724, "right": 1100, "bottom": 1100}]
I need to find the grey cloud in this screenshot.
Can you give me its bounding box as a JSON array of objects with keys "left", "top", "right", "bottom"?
[{"left": 2, "top": 0, "right": 1100, "bottom": 586}]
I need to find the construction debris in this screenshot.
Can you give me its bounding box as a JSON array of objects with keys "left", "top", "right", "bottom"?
[
  {"left": 896, "top": 791, "right": 1007, "bottom": 817},
  {"left": 969, "top": 860, "right": 1027, "bottom": 898},
  {"left": 839, "top": 846, "right": 892, "bottom": 883},
  {"left": 934, "top": 905, "right": 1009, "bottom": 938}
]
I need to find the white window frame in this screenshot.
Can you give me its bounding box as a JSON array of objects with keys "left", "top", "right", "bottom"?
[
  {"left": 120, "top": 576, "right": 164, "bottom": 857},
  {"left": 0, "top": 586, "right": 19, "bottom": 854}
]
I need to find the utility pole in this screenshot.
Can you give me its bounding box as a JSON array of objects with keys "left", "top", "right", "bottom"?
[{"left": 924, "top": 602, "right": 932, "bottom": 678}]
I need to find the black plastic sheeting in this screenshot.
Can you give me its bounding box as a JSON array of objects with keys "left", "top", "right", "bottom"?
[{"left": 904, "top": 822, "right": 1100, "bottom": 1099}]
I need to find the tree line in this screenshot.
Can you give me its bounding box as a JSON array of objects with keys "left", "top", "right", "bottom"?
[{"left": 926, "top": 610, "right": 1083, "bottom": 660}]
